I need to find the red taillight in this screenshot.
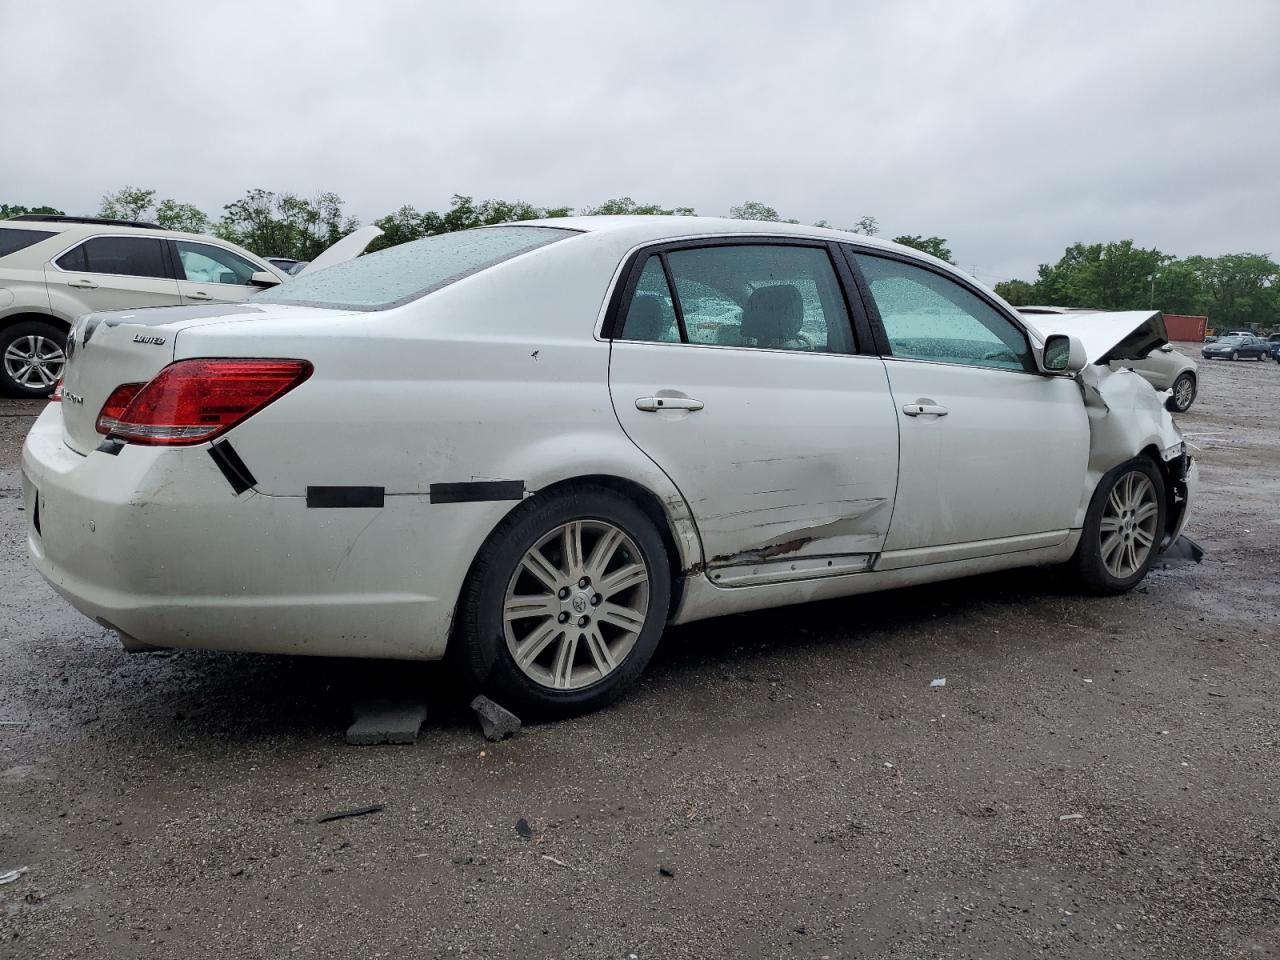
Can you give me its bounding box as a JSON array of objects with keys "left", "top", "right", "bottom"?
[
  {"left": 95, "top": 359, "right": 312, "bottom": 446},
  {"left": 50, "top": 379, "right": 64, "bottom": 402},
  {"left": 96, "top": 383, "right": 144, "bottom": 433}
]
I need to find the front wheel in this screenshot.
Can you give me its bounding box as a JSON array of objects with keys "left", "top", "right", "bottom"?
[
  {"left": 1071, "top": 457, "right": 1167, "bottom": 595},
  {"left": 1230, "top": 350, "right": 1239, "bottom": 360},
  {"left": 1166, "top": 372, "right": 1197, "bottom": 412},
  {"left": 451, "top": 486, "right": 671, "bottom": 718}
]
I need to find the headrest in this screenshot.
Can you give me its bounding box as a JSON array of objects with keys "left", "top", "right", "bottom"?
[
  {"left": 740, "top": 284, "right": 803, "bottom": 343},
  {"left": 626, "top": 294, "right": 670, "bottom": 341}
]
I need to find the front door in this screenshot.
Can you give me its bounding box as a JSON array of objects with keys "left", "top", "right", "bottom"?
[
  {"left": 847, "top": 250, "right": 1089, "bottom": 557},
  {"left": 608, "top": 241, "right": 900, "bottom": 584},
  {"left": 171, "top": 239, "right": 265, "bottom": 304}
]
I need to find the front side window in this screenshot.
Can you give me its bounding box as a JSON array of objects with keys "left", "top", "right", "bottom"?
[
  {"left": 253, "top": 225, "right": 578, "bottom": 311},
  {"left": 175, "top": 240, "right": 261, "bottom": 285},
  {"left": 56, "top": 236, "right": 168, "bottom": 279},
  {"left": 616, "top": 244, "right": 854, "bottom": 354},
  {"left": 852, "top": 252, "right": 1034, "bottom": 372}
]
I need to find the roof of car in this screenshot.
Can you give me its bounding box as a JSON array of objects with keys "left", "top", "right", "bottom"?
[
  {"left": 520, "top": 215, "right": 920, "bottom": 254},
  {"left": 7, "top": 214, "right": 162, "bottom": 229}
]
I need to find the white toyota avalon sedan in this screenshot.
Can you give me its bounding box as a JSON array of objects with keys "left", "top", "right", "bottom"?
[{"left": 21, "top": 217, "right": 1197, "bottom": 716}]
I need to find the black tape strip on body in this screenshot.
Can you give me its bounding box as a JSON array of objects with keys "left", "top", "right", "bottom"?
[
  {"left": 95, "top": 438, "right": 125, "bottom": 456},
  {"left": 429, "top": 481, "right": 525, "bottom": 504},
  {"left": 307, "top": 486, "right": 385, "bottom": 508},
  {"left": 208, "top": 441, "right": 257, "bottom": 495}
]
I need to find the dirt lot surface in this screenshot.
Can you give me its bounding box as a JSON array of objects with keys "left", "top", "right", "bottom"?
[{"left": 1, "top": 346, "right": 1277, "bottom": 959}]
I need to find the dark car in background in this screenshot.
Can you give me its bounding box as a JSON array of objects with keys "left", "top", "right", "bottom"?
[{"left": 1201, "top": 335, "right": 1271, "bottom": 361}]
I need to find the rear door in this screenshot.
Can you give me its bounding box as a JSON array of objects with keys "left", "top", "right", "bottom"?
[
  {"left": 607, "top": 240, "right": 900, "bottom": 585},
  {"left": 846, "top": 249, "right": 1089, "bottom": 561},
  {"left": 171, "top": 239, "right": 269, "bottom": 304},
  {"left": 44, "top": 235, "right": 182, "bottom": 313}
]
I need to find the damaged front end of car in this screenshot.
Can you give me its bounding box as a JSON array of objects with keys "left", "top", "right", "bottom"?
[{"left": 1034, "top": 309, "right": 1198, "bottom": 554}]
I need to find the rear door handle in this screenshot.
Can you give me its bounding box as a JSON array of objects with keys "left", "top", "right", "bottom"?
[
  {"left": 187, "top": 290, "right": 213, "bottom": 300},
  {"left": 902, "top": 402, "right": 948, "bottom": 417},
  {"left": 636, "top": 396, "right": 704, "bottom": 412},
  {"left": 67, "top": 279, "right": 98, "bottom": 289}
]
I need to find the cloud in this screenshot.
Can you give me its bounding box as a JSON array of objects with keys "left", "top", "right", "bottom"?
[{"left": 2, "top": 0, "right": 1277, "bottom": 279}]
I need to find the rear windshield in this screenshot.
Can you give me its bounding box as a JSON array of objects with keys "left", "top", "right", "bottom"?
[
  {"left": 252, "top": 225, "right": 579, "bottom": 311},
  {"left": 0, "top": 227, "right": 56, "bottom": 259}
]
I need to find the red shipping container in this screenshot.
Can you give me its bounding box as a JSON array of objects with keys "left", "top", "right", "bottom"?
[{"left": 1162, "top": 314, "right": 1208, "bottom": 342}]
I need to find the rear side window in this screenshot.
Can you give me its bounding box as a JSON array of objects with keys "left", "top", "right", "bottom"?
[
  {"left": 0, "top": 228, "right": 56, "bottom": 259},
  {"left": 617, "top": 244, "right": 854, "bottom": 354},
  {"left": 253, "top": 226, "right": 579, "bottom": 311},
  {"left": 56, "top": 236, "right": 169, "bottom": 279}
]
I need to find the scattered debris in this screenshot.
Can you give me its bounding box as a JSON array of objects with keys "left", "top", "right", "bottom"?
[
  {"left": 345, "top": 699, "right": 428, "bottom": 746},
  {"left": 0, "top": 866, "right": 29, "bottom": 885},
  {"left": 317, "top": 804, "right": 384, "bottom": 823},
  {"left": 471, "top": 695, "right": 521, "bottom": 741},
  {"left": 929, "top": 678, "right": 946, "bottom": 688},
  {"left": 540, "top": 854, "right": 571, "bottom": 869},
  {"left": 658, "top": 866, "right": 675, "bottom": 878},
  {"left": 515, "top": 817, "right": 534, "bottom": 839},
  {"left": 1058, "top": 813, "right": 1085, "bottom": 822}
]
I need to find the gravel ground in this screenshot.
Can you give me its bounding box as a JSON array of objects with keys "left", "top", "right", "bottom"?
[{"left": 1, "top": 345, "right": 1277, "bottom": 959}]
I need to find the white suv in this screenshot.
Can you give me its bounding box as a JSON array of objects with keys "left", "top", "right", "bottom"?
[{"left": 0, "top": 216, "right": 291, "bottom": 397}]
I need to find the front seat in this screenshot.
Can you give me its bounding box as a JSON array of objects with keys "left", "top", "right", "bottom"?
[{"left": 739, "top": 284, "right": 805, "bottom": 349}]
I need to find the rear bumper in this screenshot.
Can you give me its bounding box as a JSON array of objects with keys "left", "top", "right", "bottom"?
[{"left": 20, "top": 405, "right": 459, "bottom": 659}]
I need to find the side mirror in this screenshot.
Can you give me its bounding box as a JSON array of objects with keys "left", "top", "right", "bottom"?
[
  {"left": 1042, "top": 334, "right": 1087, "bottom": 374},
  {"left": 249, "top": 271, "right": 281, "bottom": 288}
]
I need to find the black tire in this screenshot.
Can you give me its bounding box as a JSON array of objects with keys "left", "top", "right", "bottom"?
[
  {"left": 1071, "top": 457, "right": 1167, "bottom": 596},
  {"left": 451, "top": 485, "right": 672, "bottom": 718},
  {"left": 1257, "top": 351, "right": 1266, "bottom": 361},
  {"left": 1165, "top": 372, "right": 1197, "bottom": 412},
  {"left": 0, "top": 320, "right": 67, "bottom": 398}
]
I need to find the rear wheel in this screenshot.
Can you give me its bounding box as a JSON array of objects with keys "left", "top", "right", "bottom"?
[
  {"left": 1230, "top": 350, "right": 1239, "bottom": 360},
  {"left": 1071, "top": 457, "right": 1166, "bottom": 595},
  {"left": 1167, "top": 372, "right": 1196, "bottom": 412},
  {"left": 0, "top": 320, "right": 67, "bottom": 397},
  {"left": 452, "top": 486, "right": 671, "bottom": 718}
]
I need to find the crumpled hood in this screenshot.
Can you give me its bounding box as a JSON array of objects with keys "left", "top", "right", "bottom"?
[{"left": 1022, "top": 310, "right": 1169, "bottom": 364}]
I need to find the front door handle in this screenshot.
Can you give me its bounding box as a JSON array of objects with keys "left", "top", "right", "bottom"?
[
  {"left": 67, "top": 279, "right": 98, "bottom": 289},
  {"left": 187, "top": 290, "right": 213, "bottom": 301},
  {"left": 636, "top": 396, "right": 704, "bottom": 413},
  {"left": 902, "top": 401, "right": 949, "bottom": 417}
]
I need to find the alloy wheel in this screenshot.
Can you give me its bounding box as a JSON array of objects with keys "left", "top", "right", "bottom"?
[
  {"left": 3, "top": 334, "right": 66, "bottom": 389},
  {"left": 1173, "top": 375, "right": 1195, "bottom": 411},
  {"left": 503, "top": 520, "right": 650, "bottom": 690},
  {"left": 1099, "top": 471, "right": 1159, "bottom": 579}
]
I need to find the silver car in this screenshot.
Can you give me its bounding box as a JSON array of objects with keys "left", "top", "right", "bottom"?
[{"left": 1017, "top": 307, "right": 1199, "bottom": 412}]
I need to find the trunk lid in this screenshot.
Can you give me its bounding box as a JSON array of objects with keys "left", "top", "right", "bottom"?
[{"left": 59, "top": 302, "right": 321, "bottom": 454}]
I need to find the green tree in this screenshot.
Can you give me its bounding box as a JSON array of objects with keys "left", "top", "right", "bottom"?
[
  {"left": 1029, "top": 241, "right": 1168, "bottom": 309},
  {"left": 216, "top": 189, "right": 358, "bottom": 259},
  {"left": 994, "top": 279, "right": 1036, "bottom": 305},
  {"left": 729, "top": 200, "right": 783, "bottom": 222},
  {"left": 99, "top": 186, "right": 157, "bottom": 222},
  {"left": 368, "top": 194, "right": 574, "bottom": 252},
  {"left": 1181, "top": 253, "right": 1278, "bottom": 330},
  {"left": 582, "top": 197, "right": 695, "bottom": 216},
  {"left": 850, "top": 215, "right": 879, "bottom": 237},
  {"left": 893, "top": 235, "right": 953, "bottom": 263},
  {"left": 154, "top": 199, "right": 210, "bottom": 233},
  {"left": 1, "top": 203, "right": 65, "bottom": 220}
]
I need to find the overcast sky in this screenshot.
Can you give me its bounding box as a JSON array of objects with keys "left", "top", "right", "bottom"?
[{"left": 2, "top": 0, "right": 1277, "bottom": 282}]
